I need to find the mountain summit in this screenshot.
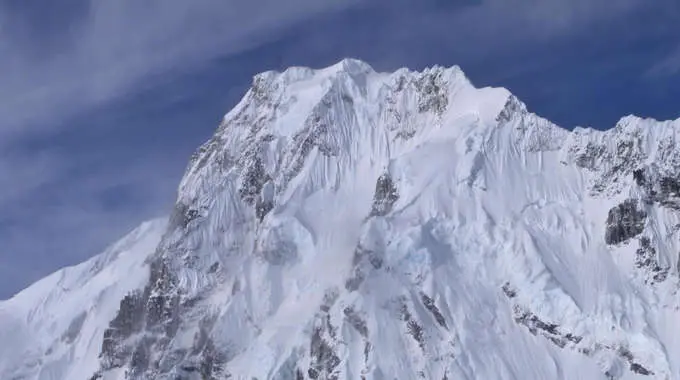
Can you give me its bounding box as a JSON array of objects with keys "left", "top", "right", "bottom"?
[{"left": 3, "top": 59, "right": 680, "bottom": 379}]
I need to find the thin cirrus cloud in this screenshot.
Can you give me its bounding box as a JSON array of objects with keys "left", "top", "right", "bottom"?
[
  {"left": 647, "top": 45, "right": 680, "bottom": 78},
  {"left": 0, "top": 0, "right": 679, "bottom": 298},
  {"left": 0, "top": 0, "right": 670, "bottom": 135},
  {"left": 0, "top": 0, "right": 359, "bottom": 135}
]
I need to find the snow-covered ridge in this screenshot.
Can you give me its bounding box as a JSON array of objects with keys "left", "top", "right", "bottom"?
[
  {"left": 0, "top": 219, "right": 166, "bottom": 380},
  {"left": 4, "top": 59, "right": 680, "bottom": 380}
]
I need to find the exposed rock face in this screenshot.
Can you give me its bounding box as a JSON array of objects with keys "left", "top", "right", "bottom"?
[
  {"left": 633, "top": 166, "right": 680, "bottom": 210},
  {"left": 604, "top": 200, "right": 647, "bottom": 245},
  {"left": 503, "top": 285, "right": 654, "bottom": 378},
  {"left": 370, "top": 173, "right": 399, "bottom": 217},
  {"left": 636, "top": 237, "right": 669, "bottom": 284}
]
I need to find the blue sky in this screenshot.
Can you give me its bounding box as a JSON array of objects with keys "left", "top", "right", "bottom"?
[{"left": 1, "top": 0, "right": 679, "bottom": 298}]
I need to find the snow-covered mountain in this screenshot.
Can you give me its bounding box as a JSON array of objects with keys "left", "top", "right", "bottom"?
[
  {"left": 4, "top": 58, "right": 680, "bottom": 379},
  {"left": 0, "top": 219, "right": 166, "bottom": 379}
]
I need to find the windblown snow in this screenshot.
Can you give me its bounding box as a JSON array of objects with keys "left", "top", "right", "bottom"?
[{"left": 3, "top": 58, "right": 680, "bottom": 379}]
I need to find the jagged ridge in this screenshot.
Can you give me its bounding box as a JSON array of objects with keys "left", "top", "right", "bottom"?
[{"left": 3, "top": 59, "right": 680, "bottom": 380}]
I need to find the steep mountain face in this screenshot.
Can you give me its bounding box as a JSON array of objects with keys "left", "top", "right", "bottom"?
[
  {"left": 3, "top": 59, "right": 680, "bottom": 380},
  {"left": 0, "top": 219, "right": 166, "bottom": 380}
]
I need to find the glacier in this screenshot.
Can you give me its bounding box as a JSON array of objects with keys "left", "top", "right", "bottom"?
[{"left": 3, "top": 58, "right": 680, "bottom": 379}]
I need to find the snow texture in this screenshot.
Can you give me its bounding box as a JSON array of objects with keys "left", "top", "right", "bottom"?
[{"left": 4, "top": 59, "right": 680, "bottom": 379}]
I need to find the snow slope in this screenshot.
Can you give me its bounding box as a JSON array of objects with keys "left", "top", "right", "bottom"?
[
  {"left": 0, "top": 219, "right": 166, "bottom": 380},
  {"left": 4, "top": 59, "right": 680, "bottom": 379}
]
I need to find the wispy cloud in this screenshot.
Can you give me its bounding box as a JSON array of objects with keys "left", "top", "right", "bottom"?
[
  {"left": 646, "top": 45, "right": 680, "bottom": 78},
  {"left": 0, "top": 0, "right": 360, "bottom": 134},
  {"left": 0, "top": 0, "right": 661, "bottom": 134}
]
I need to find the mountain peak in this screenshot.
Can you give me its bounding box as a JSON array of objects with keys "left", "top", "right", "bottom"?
[
  {"left": 322, "top": 57, "right": 375, "bottom": 75},
  {"left": 6, "top": 60, "right": 680, "bottom": 380},
  {"left": 183, "top": 59, "right": 519, "bottom": 210}
]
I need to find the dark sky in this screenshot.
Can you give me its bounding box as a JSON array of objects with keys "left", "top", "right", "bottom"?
[{"left": 1, "top": 0, "right": 679, "bottom": 298}]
